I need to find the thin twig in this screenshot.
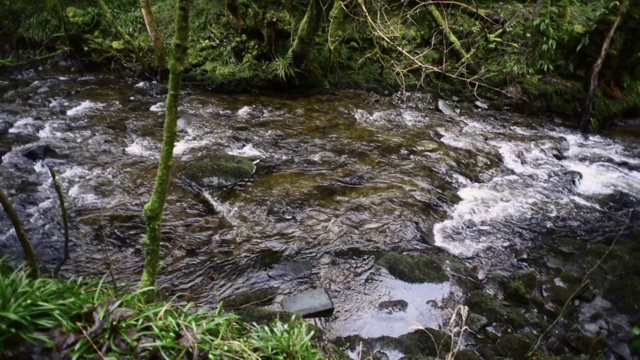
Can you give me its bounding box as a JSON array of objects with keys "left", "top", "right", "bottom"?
[
  {"left": 528, "top": 210, "right": 633, "bottom": 355},
  {"left": 49, "top": 166, "right": 70, "bottom": 276},
  {"left": 81, "top": 328, "right": 106, "bottom": 359}
]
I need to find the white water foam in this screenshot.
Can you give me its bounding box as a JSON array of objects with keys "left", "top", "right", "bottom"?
[
  {"left": 150, "top": 102, "right": 165, "bottom": 112},
  {"left": 8, "top": 117, "right": 40, "bottom": 135},
  {"left": 125, "top": 137, "right": 159, "bottom": 158},
  {"left": 226, "top": 143, "right": 265, "bottom": 158},
  {"left": 67, "top": 100, "right": 103, "bottom": 116},
  {"left": 433, "top": 119, "right": 640, "bottom": 257}
]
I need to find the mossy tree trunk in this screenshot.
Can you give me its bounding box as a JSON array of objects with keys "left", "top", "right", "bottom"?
[
  {"left": 140, "top": 0, "right": 166, "bottom": 70},
  {"left": 427, "top": 5, "right": 468, "bottom": 62},
  {"left": 0, "top": 190, "right": 39, "bottom": 278},
  {"left": 289, "top": 0, "right": 333, "bottom": 69},
  {"left": 579, "top": 0, "right": 628, "bottom": 133},
  {"left": 139, "top": 0, "right": 190, "bottom": 299},
  {"left": 96, "top": 0, "right": 150, "bottom": 73}
]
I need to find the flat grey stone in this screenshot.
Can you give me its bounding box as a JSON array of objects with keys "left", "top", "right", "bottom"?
[{"left": 282, "top": 288, "right": 334, "bottom": 317}]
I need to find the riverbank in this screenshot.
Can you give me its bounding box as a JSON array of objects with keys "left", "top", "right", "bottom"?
[
  {"left": 2, "top": 0, "right": 640, "bottom": 130},
  {"left": 0, "top": 260, "right": 331, "bottom": 359},
  {"left": 1, "top": 69, "right": 640, "bottom": 359}
]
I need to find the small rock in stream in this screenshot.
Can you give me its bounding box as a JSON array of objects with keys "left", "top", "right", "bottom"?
[
  {"left": 182, "top": 153, "right": 256, "bottom": 190},
  {"left": 0, "top": 121, "right": 11, "bottom": 134},
  {"left": 378, "top": 299, "right": 408, "bottom": 314},
  {"left": 22, "top": 144, "right": 60, "bottom": 161},
  {"left": 437, "top": 100, "right": 458, "bottom": 117},
  {"left": 281, "top": 288, "right": 334, "bottom": 317},
  {"left": 474, "top": 100, "right": 489, "bottom": 110}
]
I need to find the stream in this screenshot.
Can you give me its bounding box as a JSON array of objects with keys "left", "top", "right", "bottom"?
[{"left": 1, "top": 69, "right": 640, "bottom": 359}]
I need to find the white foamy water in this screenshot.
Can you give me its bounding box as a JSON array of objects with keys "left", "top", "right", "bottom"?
[
  {"left": 125, "top": 137, "right": 159, "bottom": 158},
  {"left": 226, "top": 143, "right": 265, "bottom": 157},
  {"left": 433, "top": 119, "right": 640, "bottom": 257},
  {"left": 8, "top": 117, "right": 40, "bottom": 135},
  {"left": 67, "top": 100, "right": 103, "bottom": 116},
  {"left": 150, "top": 102, "right": 165, "bottom": 112}
]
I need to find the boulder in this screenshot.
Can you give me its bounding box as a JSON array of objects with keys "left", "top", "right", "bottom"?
[
  {"left": 281, "top": 288, "right": 334, "bottom": 317},
  {"left": 22, "top": 144, "right": 59, "bottom": 161},
  {"left": 182, "top": 153, "right": 255, "bottom": 189},
  {"left": 377, "top": 252, "right": 448, "bottom": 284}
]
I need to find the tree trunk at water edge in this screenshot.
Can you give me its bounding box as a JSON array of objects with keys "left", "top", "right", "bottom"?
[
  {"left": 579, "top": 0, "right": 628, "bottom": 134},
  {"left": 96, "top": 0, "right": 150, "bottom": 73},
  {"left": 289, "top": 0, "right": 333, "bottom": 69},
  {"left": 139, "top": 0, "right": 190, "bottom": 300},
  {"left": 140, "top": 0, "right": 166, "bottom": 71}
]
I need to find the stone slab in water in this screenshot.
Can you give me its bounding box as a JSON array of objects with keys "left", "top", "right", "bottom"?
[{"left": 282, "top": 288, "right": 334, "bottom": 317}]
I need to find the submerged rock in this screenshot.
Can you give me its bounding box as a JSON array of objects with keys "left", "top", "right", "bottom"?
[
  {"left": 378, "top": 299, "right": 409, "bottom": 314},
  {"left": 0, "top": 120, "right": 11, "bottom": 135},
  {"left": 182, "top": 153, "right": 255, "bottom": 189},
  {"left": 494, "top": 334, "right": 532, "bottom": 359},
  {"left": 267, "top": 261, "right": 313, "bottom": 282},
  {"left": 377, "top": 252, "right": 448, "bottom": 284},
  {"left": 222, "top": 287, "right": 278, "bottom": 309},
  {"left": 281, "top": 288, "right": 334, "bottom": 317}
]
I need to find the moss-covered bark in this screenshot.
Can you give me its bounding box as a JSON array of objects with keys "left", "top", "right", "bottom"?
[
  {"left": 140, "top": 0, "right": 166, "bottom": 70},
  {"left": 289, "top": 0, "right": 333, "bottom": 69},
  {"left": 580, "top": 0, "right": 629, "bottom": 133},
  {"left": 427, "top": 5, "right": 468, "bottom": 62},
  {"left": 96, "top": 0, "right": 149, "bottom": 73},
  {"left": 139, "top": 0, "right": 190, "bottom": 298}
]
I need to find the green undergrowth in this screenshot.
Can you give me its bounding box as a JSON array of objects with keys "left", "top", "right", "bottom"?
[{"left": 0, "top": 260, "right": 324, "bottom": 359}]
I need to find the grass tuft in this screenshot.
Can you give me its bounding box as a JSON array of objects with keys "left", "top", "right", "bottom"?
[{"left": 0, "top": 258, "right": 324, "bottom": 359}]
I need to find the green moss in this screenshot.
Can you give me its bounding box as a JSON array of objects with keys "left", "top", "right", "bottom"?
[
  {"left": 377, "top": 252, "right": 448, "bottom": 284},
  {"left": 465, "top": 291, "right": 528, "bottom": 328},
  {"left": 503, "top": 271, "right": 539, "bottom": 304},
  {"left": 182, "top": 153, "right": 256, "bottom": 188}
]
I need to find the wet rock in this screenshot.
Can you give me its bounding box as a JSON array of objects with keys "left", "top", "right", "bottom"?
[
  {"left": 222, "top": 287, "right": 278, "bottom": 309},
  {"left": 465, "top": 291, "right": 528, "bottom": 327},
  {"left": 378, "top": 300, "right": 409, "bottom": 314},
  {"left": 415, "top": 140, "right": 440, "bottom": 152},
  {"left": 542, "top": 273, "right": 585, "bottom": 304},
  {"left": 474, "top": 101, "right": 489, "bottom": 110},
  {"left": 502, "top": 271, "right": 539, "bottom": 304},
  {"left": 494, "top": 334, "right": 532, "bottom": 359},
  {"left": 563, "top": 329, "right": 608, "bottom": 354},
  {"left": 37, "top": 86, "right": 49, "bottom": 94},
  {"left": 267, "top": 261, "right": 313, "bottom": 281},
  {"left": 177, "top": 111, "right": 195, "bottom": 132},
  {"left": 437, "top": 100, "right": 458, "bottom": 117},
  {"left": 22, "top": 144, "right": 59, "bottom": 161},
  {"left": 467, "top": 313, "right": 489, "bottom": 333},
  {"left": 451, "top": 349, "right": 481, "bottom": 360},
  {"left": 611, "top": 342, "right": 633, "bottom": 360},
  {"left": 281, "top": 288, "right": 334, "bottom": 317},
  {"left": 397, "top": 328, "right": 451, "bottom": 357},
  {"left": 475, "top": 345, "right": 497, "bottom": 360},
  {"left": 0, "top": 120, "right": 11, "bottom": 134},
  {"left": 470, "top": 265, "right": 486, "bottom": 282},
  {"left": 182, "top": 153, "right": 256, "bottom": 189},
  {"left": 377, "top": 252, "right": 448, "bottom": 284}
]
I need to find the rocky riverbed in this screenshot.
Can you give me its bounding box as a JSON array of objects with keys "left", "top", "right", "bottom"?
[{"left": 1, "top": 68, "right": 639, "bottom": 359}]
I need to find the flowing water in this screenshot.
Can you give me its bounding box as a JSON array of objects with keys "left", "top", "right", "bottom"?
[{"left": 1, "top": 70, "right": 640, "bottom": 353}]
